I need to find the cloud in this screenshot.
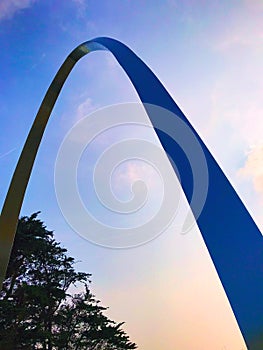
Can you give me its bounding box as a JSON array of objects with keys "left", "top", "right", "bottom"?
[
  {"left": 236, "top": 145, "right": 263, "bottom": 232},
  {"left": 238, "top": 144, "right": 263, "bottom": 199},
  {"left": 71, "top": 0, "right": 87, "bottom": 18},
  {"left": 113, "top": 161, "right": 160, "bottom": 193},
  {"left": 213, "top": 4, "right": 263, "bottom": 52},
  {"left": 243, "top": 0, "right": 263, "bottom": 12},
  {"left": 0, "top": 0, "right": 37, "bottom": 21},
  {"left": 200, "top": 33, "right": 263, "bottom": 231},
  {"left": 203, "top": 52, "right": 263, "bottom": 171},
  {"left": 76, "top": 97, "right": 98, "bottom": 120},
  {"left": 215, "top": 34, "right": 256, "bottom": 51}
]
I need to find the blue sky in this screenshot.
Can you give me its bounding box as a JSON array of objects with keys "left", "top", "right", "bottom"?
[{"left": 1, "top": 1, "right": 263, "bottom": 349}]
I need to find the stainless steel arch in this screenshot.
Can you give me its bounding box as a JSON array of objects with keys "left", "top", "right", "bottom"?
[{"left": 0, "top": 37, "right": 262, "bottom": 349}]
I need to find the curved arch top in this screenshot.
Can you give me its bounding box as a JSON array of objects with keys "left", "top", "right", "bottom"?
[{"left": 0, "top": 37, "right": 262, "bottom": 349}]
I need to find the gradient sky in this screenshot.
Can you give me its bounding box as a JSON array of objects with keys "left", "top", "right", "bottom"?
[{"left": 1, "top": 1, "right": 263, "bottom": 349}]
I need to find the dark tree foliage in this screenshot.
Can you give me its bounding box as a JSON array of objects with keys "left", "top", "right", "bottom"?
[{"left": 0, "top": 213, "right": 137, "bottom": 350}]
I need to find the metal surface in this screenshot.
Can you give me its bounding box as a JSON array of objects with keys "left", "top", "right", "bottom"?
[{"left": 0, "top": 37, "right": 262, "bottom": 349}]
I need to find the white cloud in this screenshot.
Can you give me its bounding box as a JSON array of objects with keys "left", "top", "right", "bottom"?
[
  {"left": 0, "top": 0, "right": 37, "bottom": 21},
  {"left": 238, "top": 144, "right": 263, "bottom": 199},
  {"left": 236, "top": 145, "right": 263, "bottom": 232},
  {"left": 71, "top": 0, "right": 87, "bottom": 18},
  {"left": 76, "top": 97, "right": 98, "bottom": 120}
]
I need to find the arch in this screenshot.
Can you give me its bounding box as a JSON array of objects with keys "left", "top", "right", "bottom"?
[{"left": 0, "top": 37, "right": 262, "bottom": 349}]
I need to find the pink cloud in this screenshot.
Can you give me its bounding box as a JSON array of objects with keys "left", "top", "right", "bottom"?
[
  {"left": 238, "top": 145, "right": 263, "bottom": 198},
  {"left": 112, "top": 161, "right": 160, "bottom": 193}
]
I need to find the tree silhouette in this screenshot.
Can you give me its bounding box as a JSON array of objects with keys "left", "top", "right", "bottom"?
[{"left": 0, "top": 213, "right": 137, "bottom": 350}]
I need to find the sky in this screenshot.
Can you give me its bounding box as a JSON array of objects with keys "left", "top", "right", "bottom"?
[{"left": 0, "top": 0, "right": 263, "bottom": 349}]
